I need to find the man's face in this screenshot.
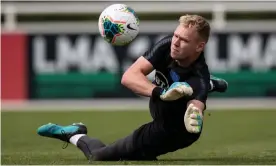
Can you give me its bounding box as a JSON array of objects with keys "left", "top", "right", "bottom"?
[{"left": 170, "top": 25, "right": 204, "bottom": 60}]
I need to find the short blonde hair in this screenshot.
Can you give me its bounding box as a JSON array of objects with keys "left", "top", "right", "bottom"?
[{"left": 179, "top": 14, "right": 210, "bottom": 43}]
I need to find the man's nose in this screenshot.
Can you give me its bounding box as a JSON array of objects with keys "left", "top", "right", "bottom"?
[{"left": 173, "top": 39, "right": 180, "bottom": 47}]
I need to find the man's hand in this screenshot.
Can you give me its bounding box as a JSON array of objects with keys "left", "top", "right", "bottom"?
[
  {"left": 184, "top": 103, "right": 204, "bottom": 133},
  {"left": 160, "top": 82, "right": 193, "bottom": 101}
]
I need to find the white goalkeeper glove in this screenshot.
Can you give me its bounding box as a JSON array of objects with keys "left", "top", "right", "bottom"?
[
  {"left": 159, "top": 82, "right": 193, "bottom": 101},
  {"left": 184, "top": 103, "right": 203, "bottom": 133}
]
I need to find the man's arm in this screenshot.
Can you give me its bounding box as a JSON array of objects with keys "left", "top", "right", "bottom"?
[
  {"left": 121, "top": 57, "right": 193, "bottom": 100},
  {"left": 187, "top": 99, "right": 205, "bottom": 113},
  {"left": 121, "top": 35, "right": 172, "bottom": 98},
  {"left": 184, "top": 75, "right": 209, "bottom": 133},
  {"left": 121, "top": 56, "right": 156, "bottom": 97}
]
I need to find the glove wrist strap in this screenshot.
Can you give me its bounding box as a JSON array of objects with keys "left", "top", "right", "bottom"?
[{"left": 152, "top": 87, "right": 163, "bottom": 100}]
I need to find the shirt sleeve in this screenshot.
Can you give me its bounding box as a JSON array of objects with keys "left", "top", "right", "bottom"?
[
  {"left": 143, "top": 36, "right": 172, "bottom": 70},
  {"left": 186, "top": 66, "right": 210, "bottom": 104}
]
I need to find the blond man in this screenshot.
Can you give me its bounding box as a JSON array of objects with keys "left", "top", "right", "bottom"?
[{"left": 37, "top": 15, "right": 228, "bottom": 161}]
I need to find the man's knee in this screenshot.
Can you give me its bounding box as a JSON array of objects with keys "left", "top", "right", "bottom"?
[
  {"left": 88, "top": 133, "right": 137, "bottom": 161},
  {"left": 89, "top": 148, "right": 117, "bottom": 161},
  {"left": 175, "top": 132, "right": 201, "bottom": 150},
  {"left": 135, "top": 127, "right": 201, "bottom": 158}
]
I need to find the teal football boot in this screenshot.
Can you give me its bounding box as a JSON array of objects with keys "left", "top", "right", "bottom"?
[
  {"left": 37, "top": 122, "right": 87, "bottom": 148},
  {"left": 210, "top": 75, "right": 228, "bottom": 93}
]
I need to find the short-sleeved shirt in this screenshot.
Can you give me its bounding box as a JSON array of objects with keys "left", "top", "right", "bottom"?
[{"left": 143, "top": 35, "right": 210, "bottom": 127}]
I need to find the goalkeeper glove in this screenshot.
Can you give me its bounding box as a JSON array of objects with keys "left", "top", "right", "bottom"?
[
  {"left": 184, "top": 103, "right": 203, "bottom": 133},
  {"left": 152, "top": 82, "right": 193, "bottom": 101}
]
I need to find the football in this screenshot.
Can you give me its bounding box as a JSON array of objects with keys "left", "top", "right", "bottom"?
[{"left": 98, "top": 4, "right": 140, "bottom": 46}]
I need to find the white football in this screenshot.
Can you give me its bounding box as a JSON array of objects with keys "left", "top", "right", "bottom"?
[{"left": 98, "top": 4, "right": 140, "bottom": 46}]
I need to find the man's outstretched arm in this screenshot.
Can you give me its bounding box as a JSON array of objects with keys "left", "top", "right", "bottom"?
[
  {"left": 183, "top": 75, "right": 209, "bottom": 134},
  {"left": 121, "top": 56, "right": 193, "bottom": 101},
  {"left": 121, "top": 56, "right": 157, "bottom": 97}
]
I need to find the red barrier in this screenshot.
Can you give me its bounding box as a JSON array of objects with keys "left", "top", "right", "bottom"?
[{"left": 1, "top": 32, "right": 27, "bottom": 100}]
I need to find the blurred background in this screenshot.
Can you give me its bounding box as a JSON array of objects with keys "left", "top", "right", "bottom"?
[
  {"left": 2, "top": 1, "right": 276, "bottom": 165},
  {"left": 1, "top": 1, "right": 276, "bottom": 110}
]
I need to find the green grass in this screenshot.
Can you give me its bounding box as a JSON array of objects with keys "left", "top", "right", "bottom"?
[{"left": 2, "top": 109, "right": 276, "bottom": 165}]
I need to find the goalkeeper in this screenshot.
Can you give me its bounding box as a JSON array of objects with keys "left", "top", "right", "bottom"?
[{"left": 37, "top": 14, "right": 228, "bottom": 161}]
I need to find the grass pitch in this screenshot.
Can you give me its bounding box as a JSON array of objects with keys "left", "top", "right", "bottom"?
[{"left": 2, "top": 109, "right": 276, "bottom": 165}]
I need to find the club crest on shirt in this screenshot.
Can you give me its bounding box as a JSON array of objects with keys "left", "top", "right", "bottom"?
[{"left": 154, "top": 71, "right": 169, "bottom": 89}]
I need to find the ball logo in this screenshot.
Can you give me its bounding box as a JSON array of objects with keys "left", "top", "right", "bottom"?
[
  {"left": 127, "top": 23, "right": 137, "bottom": 31},
  {"left": 154, "top": 71, "right": 169, "bottom": 89}
]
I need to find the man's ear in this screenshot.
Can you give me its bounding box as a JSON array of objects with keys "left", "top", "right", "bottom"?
[{"left": 196, "top": 42, "right": 205, "bottom": 53}]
